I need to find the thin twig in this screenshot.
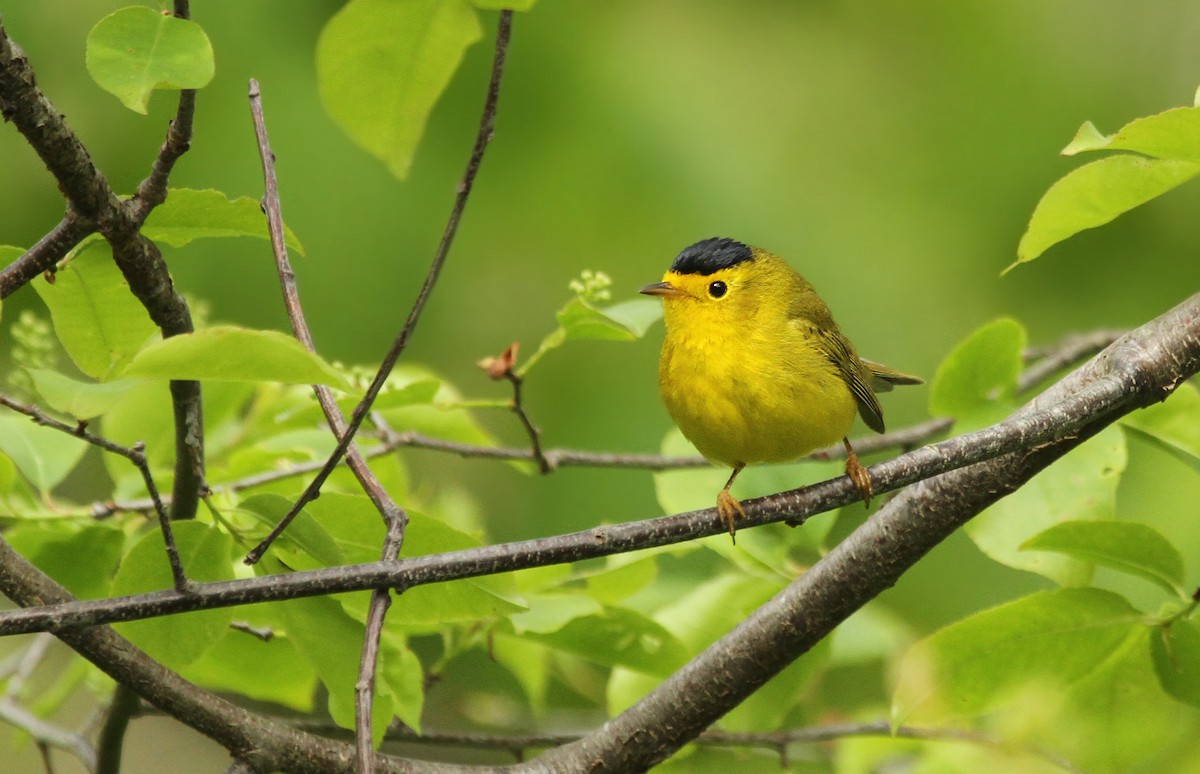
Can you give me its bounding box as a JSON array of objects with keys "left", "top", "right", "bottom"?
[
  {"left": 229, "top": 621, "right": 274, "bottom": 642},
  {"left": 294, "top": 719, "right": 1080, "bottom": 773},
  {"left": 248, "top": 77, "right": 410, "bottom": 774},
  {"left": 0, "top": 697, "right": 96, "bottom": 773},
  {"left": 244, "top": 9, "right": 515, "bottom": 565},
  {"left": 1018, "top": 330, "right": 1124, "bottom": 392},
  {"left": 355, "top": 517, "right": 404, "bottom": 773},
  {"left": 504, "top": 368, "right": 551, "bottom": 472},
  {"left": 88, "top": 415, "right": 951, "bottom": 518},
  {"left": 0, "top": 295, "right": 1193, "bottom": 773},
  {"left": 0, "top": 218, "right": 90, "bottom": 300},
  {"left": 0, "top": 300, "right": 1190, "bottom": 637},
  {"left": 94, "top": 683, "right": 139, "bottom": 774},
  {"left": 0, "top": 633, "right": 95, "bottom": 770},
  {"left": 0, "top": 395, "right": 189, "bottom": 592}
]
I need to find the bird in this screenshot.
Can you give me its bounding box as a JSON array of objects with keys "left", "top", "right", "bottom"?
[{"left": 640, "top": 237, "right": 922, "bottom": 540}]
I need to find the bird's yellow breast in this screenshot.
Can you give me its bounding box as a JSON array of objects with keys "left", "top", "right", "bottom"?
[{"left": 657, "top": 271, "right": 858, "bottom": 467}]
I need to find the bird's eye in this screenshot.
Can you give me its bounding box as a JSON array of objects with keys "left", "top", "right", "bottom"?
[{"left": 708, "top": 281, "right": 728, "bottom": 299}]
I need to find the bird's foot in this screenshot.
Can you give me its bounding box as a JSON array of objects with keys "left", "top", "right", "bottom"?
[
  {"left": 843, "top": 440, "right": 873, "bottom": 508},
  {"left": 716, "top": 489, "right": 745, "bottom": 543}
]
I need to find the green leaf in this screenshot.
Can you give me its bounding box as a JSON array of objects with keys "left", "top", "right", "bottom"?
[
  {"left": 492, "top": 633, "right": 550, "bottom": 712},
  {"left": 0, "top": 412, "right": 89, "bottom": 494},
  {"left": 582, "top": 554, "right": 660, "bottom": 606},
  {"left": 142, "top": 188, "right": 305, "bottom": 254},
  {"left": 317, "top": 0, "right": 483, "bottom": 179},
  {"left": 237, "top": 493, "right": 344, "bottom": 569},
  {"left": 966, "top": 424, "right": 1126, "bottom": 586},
  {"left": 892, "top": 588, "right": 1143, "bottom": 723},
  {"left": 119, "top": 326, "right": 350, "bottom": 389},
  {"left": 1022, "top": 520, "right": 1187, "bottom": 598},
  {"left": 273, "top": 584, "right": 420, "bottom": 739},
  {"left": 928, "top": 318, "right": 1025, "bottom": 419},
  {"left": 86, "top": 7, "right": 214, "bottom": 114},
  {"left": 26, "top": 370, "right": 141, "bottom": 420},
  {"left": 1062, "top": 107, "right": 1200, "bottom": 162},
  {"left": 6, "top": 522, "right": 125, "bottom": 600},
  {"left": 285, "top": 378, "right": 440, "bottom": 428},
  {"left": 526, "top": 606, "right": 688, "bottom": 677},
  {"left": 183, "top": 625, "right": 317, "bottom": 712},
  {"left": 33, "top": 243, "right": 159, "bottom": 380},
  {"left": 511, "top": 593, "right": 603, "bottom": 634},
  {"left": 1059, "top": 625, "right": 1181, "bottom": 772},
  {"left": 1151, "top": 620, "right": 1200, "bottom": 710},
  {"left": 97, "top": 380, "right": 175, "bottom": 494},
  {"left": 1060, "top": 120, "right": 1111, "bottom": 156},
  {"left": 112, "top": 522, "right": 235, "bottom": 670},
  {"left": 1121, "top": 382, "right": 1200, "bottom": 472},
  {"left": 561, "top": 297, "right": 662, "bottom": 341},
  {"left": 378, "top": 631, "right": 426, "bottom": 734},
  {"left": 286, "top": 492, "right": 523, "bottom": 627},
  {"left": 1014, "top": 155, "right": 1200, "bottom": 266}
]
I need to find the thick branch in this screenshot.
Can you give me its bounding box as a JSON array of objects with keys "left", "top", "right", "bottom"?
[
  {"left": 0, "top": 541, "right": 478, "bottom": 773},
  {"left": 2, "top": 292, "right": 1194, "bottom": 636},
  {"left": 532, "top": 296, "right": 1200, "bottom": 772}
]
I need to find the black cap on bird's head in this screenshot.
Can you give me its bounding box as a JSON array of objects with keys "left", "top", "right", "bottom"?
[{"left": 669, "top": 237, "right": 753, "bottom": 276}]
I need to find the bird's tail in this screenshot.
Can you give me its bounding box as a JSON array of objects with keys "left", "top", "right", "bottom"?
[{"left": 861, "top": 358, "right": 924, "bottom": 393}]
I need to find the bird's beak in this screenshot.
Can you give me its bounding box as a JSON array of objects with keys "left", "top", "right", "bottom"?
[{"left": 639, "top": 281, "right": 685, "bottom": 298}]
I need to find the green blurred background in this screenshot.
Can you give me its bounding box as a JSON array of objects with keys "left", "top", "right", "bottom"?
[{"left": 3, "top": 1, "right": 1200, "bottom": 771}]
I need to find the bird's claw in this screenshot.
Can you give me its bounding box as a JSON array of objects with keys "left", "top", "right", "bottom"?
[
  {"left": 716, "top": 489, "right": 745, "bottom": 543},
  {"left": 845, "top": 449, "right": 873, "bottom": 508}
]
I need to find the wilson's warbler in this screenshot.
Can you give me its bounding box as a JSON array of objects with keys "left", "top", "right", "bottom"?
[{"left": 641, "top": 237, "right": 922, "bottom": 539}]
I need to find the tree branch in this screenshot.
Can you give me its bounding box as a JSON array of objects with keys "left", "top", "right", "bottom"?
[
  {"left": 95, "top": 683, "right": 140, "bottom": 774},
  {"left": 1, "top": 293, "right": 1194, "bottom": 636},
  {"left": 248, "top": 76, "right": 410, "bottom": 774},
  {"left": 0, "top": 394, "right": 188, "bottom": 591},
  {"left": 530, "top": 296, "right": 1200, "bottom": 772},
  {"left": 0, "top": 17, "right": 205, "bottom": 523},
  {"left": 0, "top": 217, "right": 90, "bottom": 299},
  {"left": 295, "top": 720, "right": 1079, "bottom": 773},
  {"left": 245, "top": 9, "right": 516, "bottom": 564}
]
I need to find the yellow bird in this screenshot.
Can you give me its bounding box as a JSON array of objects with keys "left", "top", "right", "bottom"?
[{"left": 641, "top": 237, "right": 922, "bottom": 539}]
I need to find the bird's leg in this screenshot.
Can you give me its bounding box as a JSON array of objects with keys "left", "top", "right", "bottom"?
[
  {"left": 843, "top": 437, "right": 873, "bottom": 507},
  {"left": 716, "top": 465, "right": 746, "bottom": 543}
]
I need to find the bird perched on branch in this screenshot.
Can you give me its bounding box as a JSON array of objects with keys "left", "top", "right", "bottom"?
[{"left": 641, "top": 237, "right": 922, "bottom": 540}]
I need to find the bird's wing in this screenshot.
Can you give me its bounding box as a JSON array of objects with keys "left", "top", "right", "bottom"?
[{"left": 815, "top": 328, "right": 887, "bottom": 434}]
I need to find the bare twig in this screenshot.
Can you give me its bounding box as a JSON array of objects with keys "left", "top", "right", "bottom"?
[
  {"left": 0, "top": 218, "right": 90, "bottom": 299},
  {"left": 0, "top": 295, "right": 1193, "bottom": 773},
  {"left": 0, "top": 395, "right": 188, "bottom": 592},
  {"left": 0, "top": 16, "right": 205, "bottom": 526},
  {"left": 1019, "top": 329, "right": 1125, "bottom": 392},
  {"left": 229, "top": 621, "right": 274, "bottom": 642},
  {"left": 248, "top": 77, "right": 410, "bottom": 773},
  {"left": 244, "top": 9, "right": 516, "bottom": 565},
  {"left": 88, "top": 415, "right": 952, "bottom": 518},
  {"left": 0, "top": 633, "right": 95, "bottom": 770},
  {"left": 0, "top": 697, "right": 96, "bottom": 773},
  {"left": 504, "top": 368, "right": 552, "bottom": 472},
  {"left": 2, "top": 290, "right": 1195, "bottom": 638},
  {"left": 355, "top": 516, "right": 404, "bottom": 773},
  {"left": 295, "top": 719, "right": 1079, "bottom": 773},
  {"left": 95, "top": 683, "right": 139, "bottom": 774}
]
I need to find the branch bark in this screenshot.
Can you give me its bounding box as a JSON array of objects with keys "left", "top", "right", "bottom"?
[{"left": 530, "top": 294, "right": 1200, "bottom": 772}]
